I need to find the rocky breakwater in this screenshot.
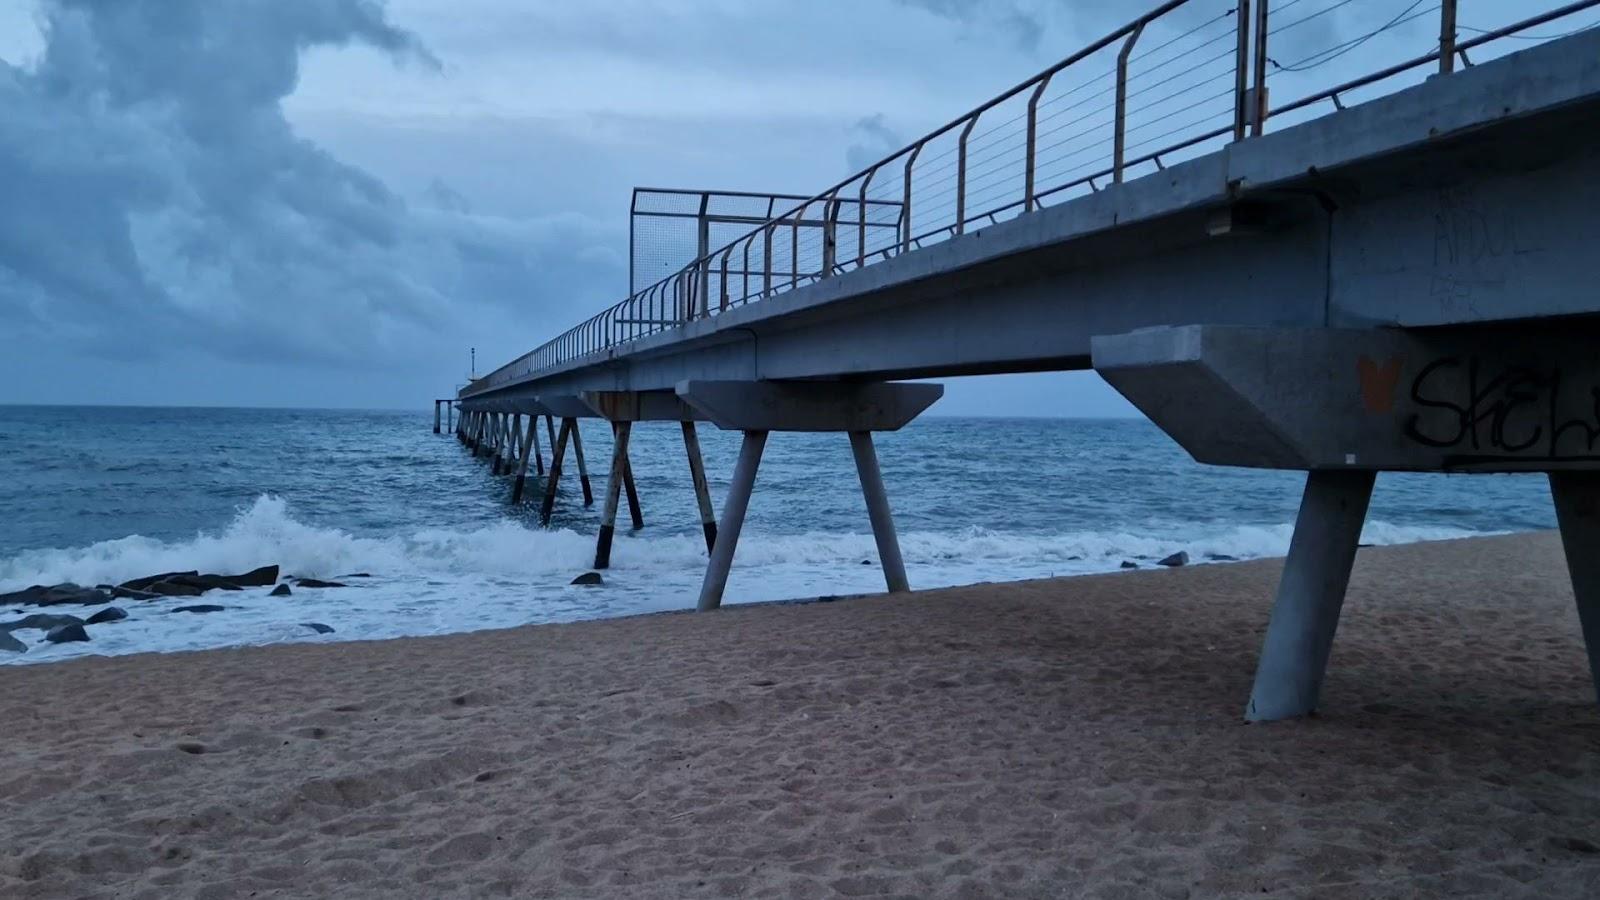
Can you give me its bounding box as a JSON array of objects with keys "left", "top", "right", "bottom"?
[{"left": 0, "top": 565, "right": 342, "bottom": 655}]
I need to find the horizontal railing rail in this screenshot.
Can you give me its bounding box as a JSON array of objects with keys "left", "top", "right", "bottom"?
[{"left": 466, "top": 0, "right": 1600, "bottom": 396}]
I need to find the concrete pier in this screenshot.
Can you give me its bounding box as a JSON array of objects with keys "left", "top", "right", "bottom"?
[{"left": 449, "top": 23, "right": 1600, "bottom": 717}]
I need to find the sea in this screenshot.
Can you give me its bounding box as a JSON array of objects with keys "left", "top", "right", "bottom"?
[{"left": 0, "top": 405, "right": 1558, "bottom": 665}]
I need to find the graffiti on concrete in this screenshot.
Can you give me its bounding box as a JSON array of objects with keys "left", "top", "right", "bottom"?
[{"left": 1402, "top": 355, "right": 1600, "bottom": 462}]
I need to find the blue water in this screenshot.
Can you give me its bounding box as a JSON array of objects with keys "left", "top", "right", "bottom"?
[{"left": 0, "top": 405, "right": 1555, "bottom": 664}]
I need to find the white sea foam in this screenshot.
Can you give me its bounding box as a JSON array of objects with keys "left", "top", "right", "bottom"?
[{"left": 0, "top": 495, "right": 1498, "bottom": 665}]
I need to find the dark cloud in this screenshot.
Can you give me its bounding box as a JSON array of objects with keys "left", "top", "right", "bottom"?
[
  {"left": 0, "top": 0, "right": 620, "bottom": 378},
  {"left": 845, "top": 113, "right": 904, "bottom": 174},
  {"left": 893, "top": 0, "right": 1044, "bottom": 51}
]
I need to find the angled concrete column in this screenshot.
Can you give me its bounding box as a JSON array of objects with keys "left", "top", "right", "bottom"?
[
  {"left": 541, "top": 418, "right": 573, "bottom": 526},
  {"left": 490, "top": 413, "right": 504, "bottom": 475},
  {"left": 531, "top": 415, "right": 544, "bottom": 476},
  {"left": 698, "top": 430, "right": 768, "bottom": 611},
  {"left": 682, "top": 421, "right": 717, "bottom": 552},
  {"left": 849, "top": 431, "right": 909, "bottom": 593},
  {"left": 545, "top": 415, "right": 558, "bottom": 460},
  {"left": 1550, "top": 472, "right": 1600, "bottom": 703},
  {"left": 1246, "top": 470, "right": 1376, "bottom": 721},
  {"left": 511, "top": 420, "right": 537, "bottom": 504},
  {"left": 594, "top": 422, "right": 633, "bottom": 569},
  {"left": 471, "top": 412, "right": 486, "bottom": 456},
  {"left": 623, "top": 456, "right": 644, "bottom": 530},
  {"left": 571, "top": 420, "right": 594, "bottom": 506}
]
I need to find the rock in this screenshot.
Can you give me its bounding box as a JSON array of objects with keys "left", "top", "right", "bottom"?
[
  {"left": 224, "top": 565, "right": 279, "bottom": 587},
  {"left": 570, "top": 572, "right": 604, "bottom": 586},
  {"left": 3, "top": 613, "right": 85, "bottom": 632},
  {"left": 167, "top": 574, "right": 243, "bottom": 592},
  {"left": 44, "top": 623, "right": 90, "bottom": 643},
  {"left": 85, "top": 607, "right": 128, "bottom": 625},
  {"left": 169, "top": 604, "right": 227, "bottom": 614},
  {"left": 336, "top": 573, "right": 372, "bottom": 579},
  {"left": 269, "top": 584, "right": 292, "bottom": 597},
  {"left": 120, "top": 571, "right": 198, "bottom": 591},
  {"left": 0, "top": 585, "right": 49, "bottom": 606},
  {"left": 0, "top": 631, "right": 26, "bottom": 653},
  {"left": 145, "top": 580, "right": 204, "bottom": 597},
  {"left": 1204, "top": 553, "right": 1238, "bottom": 562},
  {"left": 1119, "top": 560, "right": 1139, "bottom": 569},
  {"left": 860, "top": 559, "right": 872, "bottom": 566},
  {"left": 1157, "top": 551, "right": 1189, "bottom": 568},
  {"left": 294, "top": 578, "right": 346, "bottom": 589},
  {"left": 0, "top": 583, "right": 109, "bottom": 608},
  {"left": 300, "top": 622, "right": 335, "bottom": 634},
  {"left": 108, "top": 585, "right": 162, "bottom": 601}
]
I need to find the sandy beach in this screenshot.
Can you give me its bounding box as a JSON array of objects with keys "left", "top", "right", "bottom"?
[{"left": 3, "top": 531, "right": 1598, "bottom": 898}]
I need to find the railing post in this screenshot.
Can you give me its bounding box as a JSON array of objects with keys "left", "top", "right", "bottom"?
[
  {"left": 857, "top": 166, "right": 878, "bottom": 267},
  {"left": 1439, "top": 0, "right": 1457, "bottom": 75},
  {"left": 1233, "top": 0, "right": 1251, "bottom": 141},
  {"left": 956, "top": 116, "right": 978, "bottom": 234},
  {"left": 762, "top": 224, "right": 774, "bottom": 297},
  {"left": 1113, "top": 22, "right": 1145, "bottom": 184},
  {"left": 1252, "top": 0, "right": 1270, "bottom": 137},
  {"left": 821, "top": 194, "right": 839, "bottom": 278},
  {"left": 791, "top": 201, "right": 806, "bottom": 289},
  {"left": 901, "top": 142, "right": 923, "bottom": 254},
  {"left": 742, "top": 237, "right": 751, "bottom": 303},
  {"left": 1024, "top": 73, "right": 1054, "bottom": 212},
  {"left": 719, "top": 247, "right": 732, "bottom": 311}
]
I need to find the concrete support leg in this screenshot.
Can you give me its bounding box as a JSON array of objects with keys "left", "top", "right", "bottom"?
[
  {"left": 545, "top": 415, "right": 558, "bottom": 459},
  {"left": 682, "top": 420, "right": 717, "bottom": 553},
  {"left": 511, "top": 421, "right": 537, "bottom": 504},
  {"left": 623, "top": 457, "right": 644, "bottom": 530},
  {"left": 849, "top": 430, "right": 909, "bottom": 593},
  {"left": 472, "top": 413, "right": 486, "bottom": 456},
  {"left": 594, "top": 422, "right": 632, "bottom": 569},
  {"left": 541, "top": 418, "right": 573, "bottom": 526},
  {"left": 697, "top": 430, "right": 768, "bottom": 612},
  {"left": 434, "top": 400, "right": 441, "bottom": 434},
  {"left": 531, "top": 417, "right": 545, "bottom": 476},
  {"left": 1245, "top": 470, "right": 1376, "bottom": 722},
  {"left": 1549, "top": 472, "right": 1600, "bottom": 703},
  {"left": 490, "top": 414, "right": 504, "bottom": 475},
  {"left": 571, "top": 420, "right": 594, "bottom": 506}
]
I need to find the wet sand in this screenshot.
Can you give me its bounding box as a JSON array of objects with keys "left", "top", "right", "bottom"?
[{"left": 2, "top": 532, "right": 1598, "bottom": 898}]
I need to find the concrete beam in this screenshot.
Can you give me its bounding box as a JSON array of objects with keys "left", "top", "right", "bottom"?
[
  {"left": 582, "top": 390, "right": 707, "bottom": 422},
  {"left": 1093, "top": 325, "right": 1600, "bottom": 473},
  {"left": 677, "top": 381, "right": 943, "bottom": 432},
  {"left": 534, "top": 395, "right": 596, "bottom": 420}
]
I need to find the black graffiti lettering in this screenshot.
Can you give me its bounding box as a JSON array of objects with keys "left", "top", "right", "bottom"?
[
  {"left": 1403, "top": 355, "right": 1598, "bottom": 459},
  {"left": 1403, "top": 357, "right": 1466, "bottom": 448}
]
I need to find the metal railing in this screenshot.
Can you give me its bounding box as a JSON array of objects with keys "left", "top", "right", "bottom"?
[{"left": 466, "top": 0, "right": 1600, "bottom": 395}]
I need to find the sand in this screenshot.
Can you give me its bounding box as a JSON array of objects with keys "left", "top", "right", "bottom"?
[{"left": 2, "top": 531, "right": 1598, "bottom": 899}]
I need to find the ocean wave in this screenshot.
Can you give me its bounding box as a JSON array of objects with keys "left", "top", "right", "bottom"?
[{"left": 0, "top": 494, "right": 1499, "bottom": 594}]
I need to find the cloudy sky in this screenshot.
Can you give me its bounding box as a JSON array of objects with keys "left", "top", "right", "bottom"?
[{"left": 0, "top": 0, "right": 1558, "bottom": 413}]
